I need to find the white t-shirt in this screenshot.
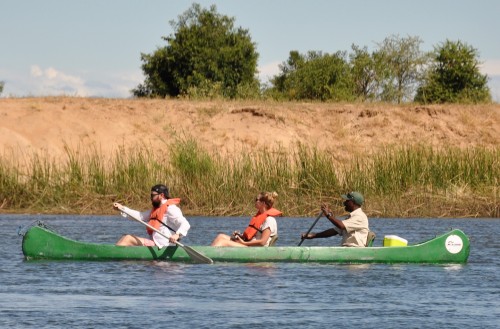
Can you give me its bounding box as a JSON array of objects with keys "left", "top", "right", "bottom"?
[
  {"left": 254, "top": 216, "right": 277, "bottom": 247},
  {"left": 340, "top": 208, "right": 369, "bottom": 247}
]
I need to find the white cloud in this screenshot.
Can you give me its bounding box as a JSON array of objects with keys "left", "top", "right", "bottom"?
[
  {"left": 44, "top": 67, "right": 58, "bottom": 79},
  {"left": 29, "top": 65, "right": 89, "bottom": 96},
  {"left": 258, "top": 61, "right": 281, "bottom": 83},
  {"left": 30, "top": 65, "right": 43, "bottom": 77},
  {"left": 488, "top": 76, "right": 500, "bottom": 103},
  {"left": 479, "top": 59, "right": 500, "bottom": 76},
  {"left": 0, "top": 65, "right": 143, "bottom": 98},
  {"left": 479, "top": 60, "right": 500, "bottom": 103}
]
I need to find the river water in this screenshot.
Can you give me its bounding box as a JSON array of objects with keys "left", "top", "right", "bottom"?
[{"left": 1, "top": 214, "right": 498, "bottom": 328}]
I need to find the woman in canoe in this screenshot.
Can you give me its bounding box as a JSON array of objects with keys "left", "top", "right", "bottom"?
[
  {"left": 211, "top": 191, "right": 281, "bottom": 247},
  {"left": 113, "top": 184, "right": 190, "bottom": 247}
]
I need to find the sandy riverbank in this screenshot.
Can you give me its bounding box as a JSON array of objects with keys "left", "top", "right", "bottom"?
[{"left": 1, "top": 97, "right": 499, "bottom": 162}]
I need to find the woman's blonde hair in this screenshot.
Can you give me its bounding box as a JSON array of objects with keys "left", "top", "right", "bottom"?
[{"left": 258, "top": 191, "right": 278, "bottom": 209}]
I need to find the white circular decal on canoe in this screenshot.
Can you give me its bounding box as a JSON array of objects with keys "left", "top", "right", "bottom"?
[{"left": 445, "top": 235, "right": 463, "bottom": 254}]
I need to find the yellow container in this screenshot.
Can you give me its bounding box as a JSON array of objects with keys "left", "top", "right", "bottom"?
[{"left": 383, "top": 235, "right": 408, "bottom": 247}]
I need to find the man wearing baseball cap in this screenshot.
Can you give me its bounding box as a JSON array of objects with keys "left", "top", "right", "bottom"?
[
  {"left": 114, "top": 184, "right": 191, "bottom": 247},
  {"left": 301, "top": 191, "right": 369, "bottom": 247}
]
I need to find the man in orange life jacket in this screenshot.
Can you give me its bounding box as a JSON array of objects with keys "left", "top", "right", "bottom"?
[
  {"left": 301, "top": 191, "right": 369, "bottom": 247},
  {"left": 114, "top": 184, "right": 190, "bottom": 247},
  {"left": 210, "top": 191, "right": 281, "bottom": 247}
]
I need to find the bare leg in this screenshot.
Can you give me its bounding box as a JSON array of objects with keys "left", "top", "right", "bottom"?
[
  {"left": 116, "top": 234, "right": 146, "bottom": 246},
  {"left": 211, "top": 233, "right": 247, "bottom": 247}
]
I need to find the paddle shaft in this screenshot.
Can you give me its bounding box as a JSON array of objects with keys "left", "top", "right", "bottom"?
[
  {"left": 117, "top": 205, "right": 213, "bottom": 264},
  {"left": 298, "top": 211, "right": 323, "bottom": 246},
  {"left": 153, "top": 218, "right": 177, "bottom": 235}
]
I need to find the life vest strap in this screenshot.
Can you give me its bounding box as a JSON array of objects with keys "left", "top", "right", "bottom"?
[
  {"left": 248, "top": 224, "right": 263, "bottom": 233},
  {"left": 153, "top": 218, "right": 176, "bottom": 233}
]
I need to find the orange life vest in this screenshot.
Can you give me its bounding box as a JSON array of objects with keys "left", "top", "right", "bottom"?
[
  {"left": 242, "top": 208, "right": 282, "bottom": 241},
  {"left": 147, "top": 198, "right": 181, "bottom": 235}
]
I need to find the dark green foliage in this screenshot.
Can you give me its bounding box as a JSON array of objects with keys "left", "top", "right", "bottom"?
[
  {"left": 131, "top": 7, "right": 490, "bottom": 105},
  {"left": 269, "top": 50, "right": 355, "bottom": 101},
  {"left": 268, "top": 35, "right": 427, "bottom": 103},
  {"left": 349, "top": 45, "right": 379, "bottom": 101},
  {"left": 170, "top": 138, "right": 215, "bottom": 185},
  {"left": 415, "top": 40, "right": 491, "bottom": 104},
  {"left": 0, "top": 81, "right": 4, "bottom": 95},
  {"left": 132, "top": 4, "right": 259, "bottom": 99}
]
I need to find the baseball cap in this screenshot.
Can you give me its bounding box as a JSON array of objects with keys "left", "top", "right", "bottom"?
[
  {"left": 341, "top": 191, "right": 364, "bottom": 206},
  {"left": 151, "top": 184, "right": 169, "bottom": 197}
]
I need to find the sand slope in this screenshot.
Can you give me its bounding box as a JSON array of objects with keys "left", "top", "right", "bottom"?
[{"left": 1, "top": 97, "right": 499, "bottom": 161}]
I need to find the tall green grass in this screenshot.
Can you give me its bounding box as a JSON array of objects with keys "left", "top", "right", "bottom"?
[{"left": 0, "top": 140, "right": 498, "bottom": 217}]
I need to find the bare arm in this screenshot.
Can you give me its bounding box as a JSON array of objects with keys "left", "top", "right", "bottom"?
[
  {"left": 113, "top": 203, "right": 146, "bottom": 221},
  {"left": 302, "top": 228, "right": 339, "bottom": 240},
  {"left": 236, "top": 228, "right": 272, "bottom": 246},
  {"left": 321, "top": 204, "right": 345, "bottom": 230}
]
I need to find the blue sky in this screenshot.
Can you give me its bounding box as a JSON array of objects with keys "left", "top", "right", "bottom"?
[{"left": 2, "top": 0, "right": 500, "bottom": 101}]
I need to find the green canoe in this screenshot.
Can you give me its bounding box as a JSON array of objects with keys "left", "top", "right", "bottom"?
[{"left": 21, "top": 223, "right": 470, "bottom": 264}]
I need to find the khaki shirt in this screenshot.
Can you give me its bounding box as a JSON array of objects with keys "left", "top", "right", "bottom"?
[{"left": 340, "top": 208, "right": 369, "bottom": 247}]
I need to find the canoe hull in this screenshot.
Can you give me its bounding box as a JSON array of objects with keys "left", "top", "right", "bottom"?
[{"left": 22, "top": 225, "right": 470, "bottom": 264}]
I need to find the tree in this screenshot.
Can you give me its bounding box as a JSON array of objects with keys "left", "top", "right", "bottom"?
[
  {"left": 269, "top": 51, "right": 355, "bottom": 101},
  {"left": 268, "top": 35, "right": 427, "bottom": 102},
  {"left": 133, "top": 3, "right": 259, "bottom": 98},
  {"left": 375, "top": 35, "right": 427, "bottom": 103},
  {"left": 349, "top": 44, "right": 378, "bottom": 101},
  {"left": 270, "top": 50, "right": 304, "bottom": 96},
  {"left": 415, "top": 40, "right": 491, "bottom": 104},
  {"left": 0, "top": 81, "right": 4, "bottom": 96}
]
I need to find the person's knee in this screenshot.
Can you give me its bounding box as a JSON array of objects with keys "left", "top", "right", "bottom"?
[
  {"left": 116, "top": 235, "right": 127, "bottom": 246},
  {"left": 116, "top": 234, "right": 137, "bottom": 246},
  {"left": 122, "top": 234, "right": 133, "bottom": 241},
  {"left": 211, "top": 234, "right": 225, "bottom": 246}
]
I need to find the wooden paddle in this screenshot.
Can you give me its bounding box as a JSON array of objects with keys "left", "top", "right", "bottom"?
[
  {"left": 116, "top": 205, "right": 213, "bottom": 264},
  {"left": 298, "top": 211, "right": 323, "bottom": 246}
]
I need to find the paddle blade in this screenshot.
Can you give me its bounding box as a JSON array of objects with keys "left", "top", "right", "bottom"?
[{"left": 179, "top": 243, "right": 213, "bottom": 264}]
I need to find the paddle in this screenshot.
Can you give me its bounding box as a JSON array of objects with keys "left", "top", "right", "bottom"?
[
  {"left": 116, "top": 205, "right": 213, "bottom": 264},
  {"left": 298, "top": 211, "right": 323, "bottom": 246}
]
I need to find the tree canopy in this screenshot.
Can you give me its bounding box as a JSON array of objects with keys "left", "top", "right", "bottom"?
[
  {"left": 415, "top": 40, "right": 491, "bottom": 103},
  {"left": 375, "top": 35, "right": 426, "bottom": 104},
  {"left": 269, "top": 50, "right": 355, "bottom": 101},
  {"left": 267, "top": 35, "right": 428, "bottom": 103},
  {"left": 131, "top": 3, "right": 491, "bottom": 104},
  {"left": 133, "top": 3, "right": 259, "bottom": 98}
]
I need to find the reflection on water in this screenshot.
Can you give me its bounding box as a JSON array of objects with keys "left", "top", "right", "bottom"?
[
  {"left": 442, "top": 264, "right": 467, "bottom": 271},
  {"left": 1, "top": 214, "right": 499, "bottom": 328}
]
